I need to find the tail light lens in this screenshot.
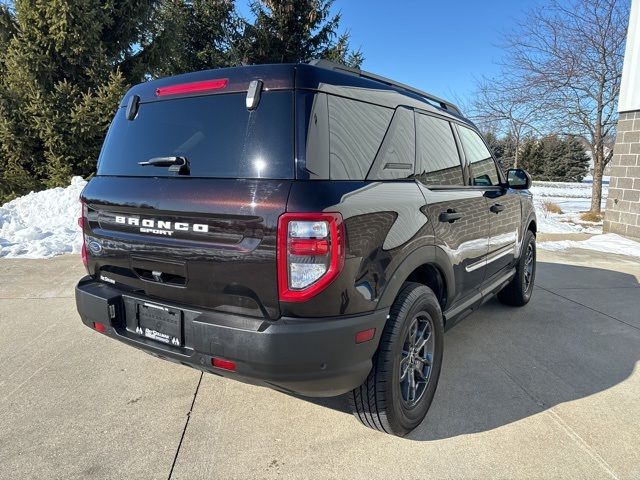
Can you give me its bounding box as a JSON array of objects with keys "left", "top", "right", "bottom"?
[
  {"left": 277, "top": 212, "right": 345, "bottom": 302},
  {"left": 79, "top": 200, "right": 88, "bottom": 268}
]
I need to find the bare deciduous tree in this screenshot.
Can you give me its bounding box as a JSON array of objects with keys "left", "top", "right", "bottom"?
[
  {"left": 471, "top": 79, "right": 543, "bottom": 168},
  {"left": 474, "top": 0, "right": 629, "bottom": 213}
]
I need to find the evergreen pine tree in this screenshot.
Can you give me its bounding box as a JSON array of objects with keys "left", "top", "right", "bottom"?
[
  {"left": 538, "top": 135, "right": 590, "bottom": 182},
  {"left": 540, "top": 135, "right": 566, "bottom": 181},
  {"left": 0, "top": 5, "right": 18, "bottom": 201},
  {"left": 562, "top": 136, "right": 590, "bottom": 182},
  {"left": 518, "top": 138, "right": 544, "bottom": 178},
  {"left": 482, "top": 131, "right": 518, "bottom": 172},
  {"left": 153, "top": 0, "right": 239, "bottom": 77},
  {"left": 238, "top": 0, "right": 363, "bottom": 67},
  {"left": 0, "top": 0, "right": 165, "bottom": 202}
]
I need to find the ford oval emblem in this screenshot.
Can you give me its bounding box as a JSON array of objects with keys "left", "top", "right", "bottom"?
[{"left": 88, "top": 241, "right": 102, "bottom": 254}]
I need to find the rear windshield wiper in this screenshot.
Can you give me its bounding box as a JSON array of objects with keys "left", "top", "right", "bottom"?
[{"left": 138, "top": 156, "right": 190, "bottom": 175}]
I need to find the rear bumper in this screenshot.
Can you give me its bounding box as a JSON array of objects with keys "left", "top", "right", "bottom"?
[{"left": 75, "top": 277, "right": 387, "bottom": 397}]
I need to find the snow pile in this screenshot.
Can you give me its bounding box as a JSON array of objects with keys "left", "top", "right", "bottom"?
[
  {"left": 531, "top": 181, "right": 607, "bottom": 234},
  {"left": 0, "top": 177, "right": 87, "bottom": 259},
  {"left": 539, "top": 233, "right": 640, "bottom": 258}
]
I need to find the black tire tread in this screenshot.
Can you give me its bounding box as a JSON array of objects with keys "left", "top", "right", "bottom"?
[
  {"left": 347, "top": 282, "right": 441, "bottom": 435},
  {"left": 498, "top": 230, "right": 536, "bottom": 307}
]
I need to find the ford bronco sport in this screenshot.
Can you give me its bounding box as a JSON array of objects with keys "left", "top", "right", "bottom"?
[{"left": 75, "top": 60, "right": 537, "bottom": 436}]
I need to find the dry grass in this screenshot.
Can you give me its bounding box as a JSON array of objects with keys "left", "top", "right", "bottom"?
[
  {"left": 542, "top": 201, "right": 563, "bottom": 215},
  {"left": 580, "top": 211, "right": 603, "bottom": 222}
]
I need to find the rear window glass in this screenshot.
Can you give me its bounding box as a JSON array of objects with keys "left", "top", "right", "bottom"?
[{"left": 97, "top": 91, "right": 294, "bottom": 179}]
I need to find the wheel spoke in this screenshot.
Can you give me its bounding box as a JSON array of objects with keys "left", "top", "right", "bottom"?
[
  {"left": 409, "top": 369, "right": 416, "bottom": 402},
  {"left": 415, "top": 354, "right": 431, "bottom": 366},
  {"left": 400, "top": 356, "right": 410, "bottom": 380},
  {"left": 414, "top": 366, "right": 427, "bottom": 381},
  {"left": 416, "top": 334, "right": 429, "bottom": 352},
  {"left": 410, "top": 322, "right": 418, "bottom": 347}
]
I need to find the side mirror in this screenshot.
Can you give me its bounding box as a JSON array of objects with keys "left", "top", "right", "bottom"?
[{"left": 506, "top": 168, "right": 532, "bottom": 190}]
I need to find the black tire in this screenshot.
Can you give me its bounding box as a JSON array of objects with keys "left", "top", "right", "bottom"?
[
  {"left": 497, "top": 229, "right": 536, "bottom": 306},
  {"left": 347, "top": 282, "right": 444, "bottom": 436}
]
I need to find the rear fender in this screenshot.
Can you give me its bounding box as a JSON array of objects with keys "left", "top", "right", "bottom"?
[{"left": 377, "top": 245, "right": 455, "bottom": 311}]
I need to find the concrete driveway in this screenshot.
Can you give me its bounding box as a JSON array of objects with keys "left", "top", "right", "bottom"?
[{"left": 1, "top": 250, "right": 639, "bottom": 479}]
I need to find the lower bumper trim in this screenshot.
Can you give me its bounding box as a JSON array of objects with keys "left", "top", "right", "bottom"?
[{"left": 76, "top": 277, "right": 388, "bottom": 397}]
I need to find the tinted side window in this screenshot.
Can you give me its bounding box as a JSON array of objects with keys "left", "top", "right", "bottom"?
[
  {"left": 367, "top": 107, "right": 415, "bottom": 180},
  {"left": 328, "top": 95, "right": 393, "bottom": 180},
  {"left": 415, "top": 114, "right": 464, "bottom": 186},
  {"left": 458, "top": 126, "right": 500, "bottom": 186}
]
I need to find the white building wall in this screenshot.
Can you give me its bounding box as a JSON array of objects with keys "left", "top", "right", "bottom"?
[
  {"left": 619, "top": 0, "right": 640, "bottom": 112},
  {"left": 604, "top": 0, "right": 640, "bottom": 238}
]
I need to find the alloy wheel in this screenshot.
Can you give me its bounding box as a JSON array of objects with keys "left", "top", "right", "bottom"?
[{"left": 399, "top": 313, "right": 435, "bottom": 407}]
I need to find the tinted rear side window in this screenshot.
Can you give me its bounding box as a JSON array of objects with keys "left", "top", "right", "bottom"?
[
  {"left": 97, "top": 91, "right": 294, "bottom": 179},
  {"left": 366, "top": 107, "right": 415, "bottom": 180},
  {"left": 415, "top": 113, "right": 464, "bottom": 186},
  {"left": 327, "top": 96, "right": 393, "bottom": 180}
]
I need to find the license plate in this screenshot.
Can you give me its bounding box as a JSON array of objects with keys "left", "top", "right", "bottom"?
[{"left": 136, "top": 302, "right": 183, "bottom": 347}]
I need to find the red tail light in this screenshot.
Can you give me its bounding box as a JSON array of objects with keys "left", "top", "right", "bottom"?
[
  {"left": 79, "top": 200, "right": 88, "bottom": 268},
  {"left": 288, "top": 238, "right": 329, "bottom": 256},
  {"left": 155, "top": 79, "right": 228, "bottom": 97},
  {"left": 277, "top": 212, "right": 345, "bottom": 302}
]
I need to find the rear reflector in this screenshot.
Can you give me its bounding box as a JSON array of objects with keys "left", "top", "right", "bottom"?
[
  {"left": 93, "top": 322, "right": 107, "bottom": 333},
  {"left": 156, "top": 79, "right": 228, "bottom": 97},
  {"left": 355, "top": 328, "right": 376, "bottom": 344},
  {"left": 212, "top": 357, "right": 236, "bottom": 372}
]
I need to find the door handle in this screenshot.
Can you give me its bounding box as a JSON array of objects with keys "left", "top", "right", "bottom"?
[
  {"left": 439, "top": 209, "right": 463, "bottom": 223},
  {"left": 490, "top": 204, "right": 505, "bottom": 213}
]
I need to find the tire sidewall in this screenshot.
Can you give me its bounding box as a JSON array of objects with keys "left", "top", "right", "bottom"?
[
  {"left": 383, "top": 286, "right": 444, "bottom": 433},
  {"left": 521, "top": 231, "right": 537, "bottom": 301}
]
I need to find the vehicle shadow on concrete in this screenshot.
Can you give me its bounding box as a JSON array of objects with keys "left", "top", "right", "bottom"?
[{"left": 299, "top": 262, "right": 640, "bottom": 441}]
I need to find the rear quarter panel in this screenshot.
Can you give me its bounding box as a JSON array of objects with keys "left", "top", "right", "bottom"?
[{"left": 283, "top": 181, "right": 436, "bottom": 317}]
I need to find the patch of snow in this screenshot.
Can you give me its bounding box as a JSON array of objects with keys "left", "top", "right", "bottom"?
[
  {"left": 531, "top": 181, "right": 607, "bottom": 234},
  {"left": 538, "top": 233, "right": 640, "bottom": 258},
  {"left": 531, "top": 181, "right": 608, "bottom": 199},
  {"left": 0, "top": 177, "right": 87, "bottom": 259},
  {"left": 535, "top": 213, "right": 585, "bottom": 234}
]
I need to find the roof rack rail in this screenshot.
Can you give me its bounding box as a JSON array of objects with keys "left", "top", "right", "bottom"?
[{"left": 307, "top": 59, "right": 462, "bottom": 115}]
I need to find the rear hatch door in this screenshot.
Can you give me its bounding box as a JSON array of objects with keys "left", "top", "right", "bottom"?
[{"left": 82, "top": 67, "right": 295, "bottom": 319}]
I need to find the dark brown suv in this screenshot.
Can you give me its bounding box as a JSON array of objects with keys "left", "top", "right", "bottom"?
[{"left": 75, "top": 60, "right": 537, "bottom": 436}]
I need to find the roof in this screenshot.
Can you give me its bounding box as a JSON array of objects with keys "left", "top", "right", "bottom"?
[{"left": 119, "top": 62, "right": 469, "bottom": 126}]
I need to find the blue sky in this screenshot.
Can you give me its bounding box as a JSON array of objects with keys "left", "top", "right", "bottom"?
[{"left": 238, "top": 0, "right": 542, "bottom": 106}]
